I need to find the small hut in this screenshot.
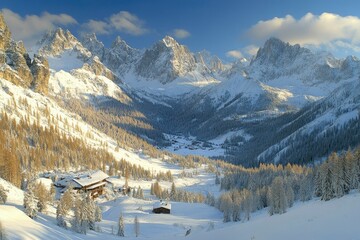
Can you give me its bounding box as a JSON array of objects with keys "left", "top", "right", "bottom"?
[{"left": 153, "top": 200, "right": 171, "bottom": 214}]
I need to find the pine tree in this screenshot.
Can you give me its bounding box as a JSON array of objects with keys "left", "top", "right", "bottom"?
[
  {"left": 215, "top": 174, "right": 220, "bottom": 185},
  {"left": 219, "top": 193, "right": 232, "bottom": 222},
  {"left": 170, "top": 182, "right": 176, "bottom": 199},
  {"left": 73, "top": 196, "right": 86, "bottom": 234},
  {"left": 24, "top": 188, "right": 38, "bottom": 219},
  {"left": 241, "top": 190, "right": 253, "bottom": 221},
  {"left": 299, "top": 175, "right": 313, "bottom": 202},
  {"left": 58, "top": 187, "right": 74, "bottom": 216},
  {"left": 134, "top": 216, "right": 140, "bottom": 237},
  {"left": 153, "top": 181, "right": 162, "bottom": 198},
  {"left": 33, "top": 182, "right": 51, "bottom": 212},
  {"left": 0, "top": 185, "right": 7, "bottom": 204},
  {"left": 137, "top": 186, "right": 144, "bottom": 199},
  {"left": 117, "top": 213, "right": 125, "bottom": 237},
  {"left": 73, "top": 193, "right": 96, "bottom": 234},
  {"left": 95, "top": 205, "right": 102, "bottom": 222},
  {"left": 150, "top": 183, "right": 154, "bottom": 195},
  {"left": 268, "top": 177, "right": 288, "bottom": 215},
  {"left": 320, "top": 162, "right": 334, "bottom": 201},
  {"left": 85, "top": 194, "right": 96, "bottom": 230},
  {"left": 231, "top": 191, "right": 241, "bottom": 222}
]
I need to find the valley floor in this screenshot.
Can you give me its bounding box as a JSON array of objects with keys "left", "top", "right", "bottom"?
[{"left": 1, "top": 174, "right": 360, "bottom": 240}]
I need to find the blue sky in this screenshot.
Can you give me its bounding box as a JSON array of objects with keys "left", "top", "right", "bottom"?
[{"left": 2, "top": 0, "right": 360, "bottom": 60}]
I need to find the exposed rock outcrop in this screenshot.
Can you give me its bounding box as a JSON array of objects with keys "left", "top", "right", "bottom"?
[
  {"left": 0, "top": 13, "right": 50, "bottom": 94},
  {"left": 30, "top": 54, "right": 50, "bottom": 94}
]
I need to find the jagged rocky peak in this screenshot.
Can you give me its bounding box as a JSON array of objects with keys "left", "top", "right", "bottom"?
[
  {"left": 81, "top": 33, "right": 105, "bottom": 59},
  {"left": 0, "top": 13, "right": 32, "bottom": 87},
  {"left": 0, "top": 13, "right": 50, "bottom": 94},
  {"left": 252, "top": 37, "right": 311, "bottom": 66},
  {"left": 37, "top": 28, "right": 91, "bottom": 59},
  {"left": 97, "top": 35, "right": 140, "bottom": 75},
  {"left": 162, "top": 35, "right": 179, "bottom": 48},
  {"left": 195, "top": 50, "right": 225, "bottom": 73},
  {"left": 0, "top": 13, "right": 11, "bottom": 51},
  {"left": 135, "top": 35, "right": 196, "bottom": 84},
  {"left": 110, "top": 36, "right": 138, "bottom": 57}
]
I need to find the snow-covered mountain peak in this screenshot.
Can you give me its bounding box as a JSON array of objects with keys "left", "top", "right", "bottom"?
[
  {"left": 81, "top": 32, "right": 105, "bottom": 58},
  {"left": 162, "top": 35, "right": 179, "bottom": 48},
  {"left": 135, "top": 35, "right": 197, "bottom": 84},
  {"left": 111, "top": 36, "right": 127, "bottom": 48},
  {"left": 252, "top": 37, "right": 311, "bottom": 67},
  {"left": 195, "top": 50, "right": 227, "bottom": 73},
  {"left": 37, "top": 28, "right": 91, "bottom": 59}
]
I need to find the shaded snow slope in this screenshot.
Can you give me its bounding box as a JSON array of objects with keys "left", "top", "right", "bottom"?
[{"left": 186, "top": 192, "right": 360, "bottom": 240}]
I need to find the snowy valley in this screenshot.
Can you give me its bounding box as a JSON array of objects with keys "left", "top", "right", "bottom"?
[{"left": 0, "top": 6, "right": 360, "bottom": 240}]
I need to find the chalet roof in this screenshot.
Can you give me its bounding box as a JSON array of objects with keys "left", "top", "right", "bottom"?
[
  {"left": 72, "top": 170, "right": 109, "bottom": 187},
  {"left": 86, "top": 181, "right": 106, "bottom": 190},
  {"left": 153, "top": 200, "right": 171, "bottom": 210}
]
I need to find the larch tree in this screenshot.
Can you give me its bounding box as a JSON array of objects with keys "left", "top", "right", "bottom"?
[{"left": 268, "top": 177, "right": 288, "bottom": 215}]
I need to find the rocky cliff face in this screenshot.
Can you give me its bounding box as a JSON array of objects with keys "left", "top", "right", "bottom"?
[
  {"left": 0, "top": 14, "right": 11, "bottom": 51},
  {"left": 0, "top": 13, "right": 50, "bottom": 94},
  {"left": 37, "top": 28, "right": 91, "bottom": 60},
  {"left": 135, "top": 36, "right": 197, "bottom": 84},
  {"left": 30, "top": 55, "right": 50, "bottom": 94}
]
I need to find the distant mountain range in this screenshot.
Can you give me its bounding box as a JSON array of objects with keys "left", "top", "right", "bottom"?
[{"left": 1, "top": 12, "right": 360, "bottom": 166}]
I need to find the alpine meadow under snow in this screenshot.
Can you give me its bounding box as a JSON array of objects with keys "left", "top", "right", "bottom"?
[{"left": 1, "top": 3, "right": 360, "bottom": 240}]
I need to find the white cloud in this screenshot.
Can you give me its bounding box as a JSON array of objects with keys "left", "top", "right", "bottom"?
[
  {"left": 2, "top": 8, "right": 77, "bottom": 48},
  {"left": 173, "top": 29, "right": 190, "bottom": 39},
  {"left": 247, "top": 12, "right": 360, "bottom": 46},
  {"left": 226, "top": 50, "right": 243, "bottom": 59},
  {"left": 82, "top": 20, "right": 110, "bottom": 35},
  {"left": 109, "top": 11, "right": 147, "bottom": 35},
  {"left": 243, "top": 45, "right": 259, "bottom": 56},
  {"left": 83, "top": 11, "right": 147, "bottom": 36}
]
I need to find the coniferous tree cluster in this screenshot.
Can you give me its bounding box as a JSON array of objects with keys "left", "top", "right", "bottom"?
[
  {"left": 72, "top": 193, "right": 101, "bottom": 234},
  {"left": 215, "top": 147, "right": 360, "bottom": 222},
  {"left": 315, "top": 150, "right": 360, "bottom": 201},
  {"left": 150, "top": 181, "right": 205, "bottom": 203}
]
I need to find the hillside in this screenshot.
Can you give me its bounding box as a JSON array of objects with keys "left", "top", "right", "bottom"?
[{"left": 1, "top": 176, "right": 360, "bottom": 240}]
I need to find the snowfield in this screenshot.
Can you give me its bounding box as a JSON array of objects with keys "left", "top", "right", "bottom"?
[
  {"left": 186, "top": 191, "right": 360, "bottom": 240},
  {"left": 1, "top": 177, "right": 360, "bottom": 240}
]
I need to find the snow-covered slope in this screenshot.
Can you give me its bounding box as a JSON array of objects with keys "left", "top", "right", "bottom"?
[
  {"left": 257, "top": 79, "right": 360, "bottom": 164},
  {"left": 0, "top": 77, "right": 171, "bottom": 173},
  {"left": 186, "top": 192, "right": 360, "bottom": 240},
  {"left": 2, "top": 174, "right": 360, "bottom": 240}
]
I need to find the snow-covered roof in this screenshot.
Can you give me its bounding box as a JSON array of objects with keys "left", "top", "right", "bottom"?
[
  {"left": 153, "top": 201, "right": 171, "bottom": 210},
  {"left": 72, "top": 170, "right": 109, "bottom": 187},
  {"left": 86, "top": 181, "right": 106, "bottom": 190}
]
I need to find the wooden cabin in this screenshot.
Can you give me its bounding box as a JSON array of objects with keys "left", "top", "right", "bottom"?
[
  {"left": 72, "top": 170, "right": 109, "bottom": 198},
  {"left": 153, "top": 200, "right": 171, "bottom": 214}
]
